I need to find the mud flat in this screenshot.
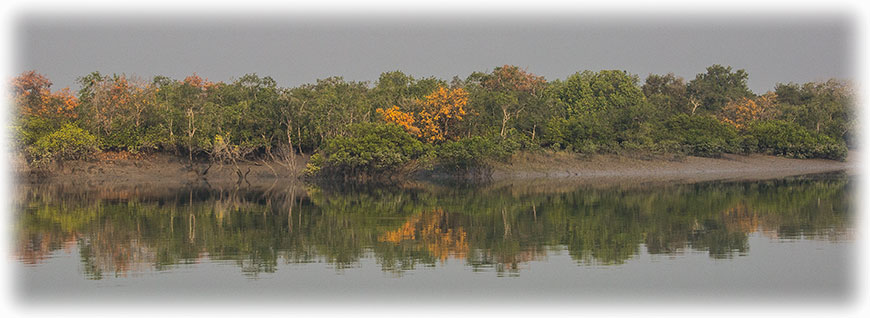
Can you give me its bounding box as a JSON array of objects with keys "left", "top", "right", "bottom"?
[
  {"left": 13, "top": 151, "right": 855, "bottom": 188},
  {"left": 490, "top": 151, "right": 855, "bottom": 184}
]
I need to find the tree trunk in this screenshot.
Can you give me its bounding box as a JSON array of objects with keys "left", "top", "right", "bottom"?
[{"left": 500, "top": 107, "right": 510, "bottom": 138}]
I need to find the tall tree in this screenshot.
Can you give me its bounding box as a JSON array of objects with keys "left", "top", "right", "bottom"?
[
  {"left": 479, "top": 65, "right": 547, "bottom": 138},
  {"left": 556, "top": 70, "right": 646, "bottom": 117},
  {"left": 687, "top": 64, "right": 755, "bottom": 113},
  {"left": 642, "top": 73, "right": 690, "bottom": 115}
]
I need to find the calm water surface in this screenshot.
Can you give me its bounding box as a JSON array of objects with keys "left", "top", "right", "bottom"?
[{"left": 13, "top": 172, "right": 854, "bottom": 303}]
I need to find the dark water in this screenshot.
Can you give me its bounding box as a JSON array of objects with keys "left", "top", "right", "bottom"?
[{"left": 13, "top": 172, "right": 855, "bottom": 303}]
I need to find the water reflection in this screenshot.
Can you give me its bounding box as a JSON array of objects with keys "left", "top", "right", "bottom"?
[{"left": 14, "top": 172, "right": 852, "bottom": 279}]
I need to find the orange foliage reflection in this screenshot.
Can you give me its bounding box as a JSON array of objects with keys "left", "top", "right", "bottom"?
[{"left": 379, "top": 209, "right": 468, "bottom": 261}]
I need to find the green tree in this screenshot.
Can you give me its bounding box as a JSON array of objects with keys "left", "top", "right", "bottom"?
[
  {"left": 555, "top": 70, "right": 646, "bottom": 117},
  {"left": 774, "top": 79, "right": 853, "bottom": 144},
  {"left": 156, "top": 74, "right": 222, "bottom": 164},
  {"left": 548, "top": 70, "right": 650, "bottom": 150},
  {"left": 642, "top": 73, "right": 690, "bottom": 115},
  {"left": 474, "top": 65, "right": 548, "bottom": 138},
  {"left": 687, "top": 64, "right": 755, "bottom": 113},
  {"left": 370, "top": 71, "right": 445, "bottom": 113},
  {"left": 212, "top": 74, "right": 283, "bottom": 159},
  {"left": 305, "top": 77, "right": 372, "bottom": 148}
]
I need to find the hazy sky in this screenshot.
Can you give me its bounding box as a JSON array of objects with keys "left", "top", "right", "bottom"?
[{"left": 15, "top": 14, "right": 854, "bottom": 93}]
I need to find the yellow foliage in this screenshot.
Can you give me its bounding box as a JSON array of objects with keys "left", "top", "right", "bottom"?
[
  {"left": 720, "top": 93, "right": 779, "bottom": 129},
  {"left": 720, "top": 97, "right": 761, "bottom": 129},
  {"left": 376, "top": 86, "right": 470, "bottom": 143},
  {"left": 376, "top": 106, "right": 420, "bottom": 136}
]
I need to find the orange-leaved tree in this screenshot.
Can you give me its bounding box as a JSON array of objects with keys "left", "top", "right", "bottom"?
[
  {"left": 376, "top": 106, "right": 420, "bottom": 136},
  {"left": 376, "top": 86, "right": 469, "bottom": 143},
  {"left": 719, "top": 92, "right": 778, "bottom": 129},
  {"left": 12, "top": 70, "right": 79, "bottom": 119},
  {"left": 78, "top": 74, "right": 158, "bottom": 138}
]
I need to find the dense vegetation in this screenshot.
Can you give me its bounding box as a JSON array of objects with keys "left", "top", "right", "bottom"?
[{"left": 10, "top": 65, "right": 854, "bottom": 179}]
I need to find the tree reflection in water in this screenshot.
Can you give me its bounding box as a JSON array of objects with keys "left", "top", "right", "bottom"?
[{"left": 14, "top": 172, "right": 852, "bottom": 279}]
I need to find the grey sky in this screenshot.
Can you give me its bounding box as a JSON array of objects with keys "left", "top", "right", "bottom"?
[{"left": 14, "top": 14, "right": 854, "bottom": 94}]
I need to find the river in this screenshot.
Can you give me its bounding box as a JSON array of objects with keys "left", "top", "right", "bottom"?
[{"left": 12, "top": 172, "right": 854, "bottom": 304}]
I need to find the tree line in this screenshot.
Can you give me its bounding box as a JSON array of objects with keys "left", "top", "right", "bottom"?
[{"left": 10, "top": 65, "right": 854, "bottom": 179}]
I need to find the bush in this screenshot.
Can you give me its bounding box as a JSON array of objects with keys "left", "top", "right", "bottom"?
[
  {"left": 502, "top": 128, "right": 539, "bottom": 152},
  {"left": 13, "top": 116, "right": 62, "bottom": 150},
  {"left": 656, "top": 114, "right": 739, "bottom": 157},
  {"left": 26, "top": 123, "right": 100, "bottom": 168},
  {"left": 138, "top": 126, "right": 173, "bottom": 152},
  {"left": 746, "top": 120, "right": 847, "bottom": 160},
  {"left": 98, "top": 122, "right": 142, "bottom": 151},
  {"left": 305, "top": 123, "right": 425, "bottom": 179},
  {"left": 542, "top": 115, "right": 618, "bottom": 153},
  {"left": 435, "top": 135, "right": 516, "bottom": 171}
]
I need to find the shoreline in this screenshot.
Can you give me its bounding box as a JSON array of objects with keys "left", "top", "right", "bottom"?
[
  {"left": 489, "top": 151, "right": 855, "bottom": 184},
  {"left": 15, "top": 151, "right": 855, "bottom": 188}
]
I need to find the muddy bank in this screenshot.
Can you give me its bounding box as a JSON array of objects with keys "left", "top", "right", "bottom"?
[
  {"left": 15, "top": 152, "right": 309, "bottom": 188},
  {"left": 491, "top": 151, "right": 855, "bottom": 184},
  {"left": 14, "top": 151, "right": 855, "bottom": 188}
]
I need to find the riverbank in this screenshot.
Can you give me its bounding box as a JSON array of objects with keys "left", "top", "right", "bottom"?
[
  {"left": 491, "top": 151, "right": 855, "bottom": 184},
  {"left": 14, "top": 150, "right": 854, "bottom": 187}
]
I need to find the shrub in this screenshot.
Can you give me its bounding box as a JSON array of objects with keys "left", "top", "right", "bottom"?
[
  {"left": 138, "top": 126, "right": 173, "bottom": 152},
  {"left": 502, "top": 128, "right": 539, "bottom": 152},
  {"left": 13, "top": 116, "right": 62, "bottom": 149},
  {"left": 746, "top": 120, "right": 847, "bottom": 160},
  {"left": 305, "top": 123, "right": 425, "bottom": 179},
  {"left": 98, "top": 121, "right": 142, "bottom": 151},
  {"left": 26, "top": 123, "right": 100, "bottom": 168},
  {"left": 435, "top": 136, "right": 516, "bottom": 171},
  {"left": 542, "top": 115, "right": 618, "bottom": 153},
  {"left": 656, "top": 114, "right": 739, "bottom": 157}
]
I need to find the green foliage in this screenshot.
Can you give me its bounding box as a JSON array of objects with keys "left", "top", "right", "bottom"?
[
  {"left": 214, "top": 74, "right": 283, "bottom": 153},
  {"left": 746, "top": 120, "right": 847, "bottom": 160},
  {"left": 545, "top": 70, "right": 658, "bottom": 154},
  {"left": 98, "top": 121, "right": 143, "bottom": 151},
  {"left": 435, "top": 135, "right": 518, "bottom": 171},
  {"left": 774, "top": 80, "right": 853, "bottom": 145},
  {"left": 687, "top": 64, "right": 755, "bottom": 113},
  {"left": 26, "top": 123, "right": 100, "bottom": 167},
  {"left": 656, "top": 114, "right": 740, "bottom": 157},
  {"left": 306, "top": 123, "right": 425, "bottom": 178},
  {"left": 556, "top": 70, "right": 646, "bottom": 117},
  {"left": 13, "top": 116, "right": 62, "bottom": 149},
  {"left": 543, "top": 114, "right": 617, "bottom": 153},
  {"left": 137, "top": 125, "right": 173, "bottom": 151},
  {"left": 371, "top": 71, "right": 445, "bottom": 112},
  {"left": 643, "top": 73, "right": 690, "bottom": 115}
]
